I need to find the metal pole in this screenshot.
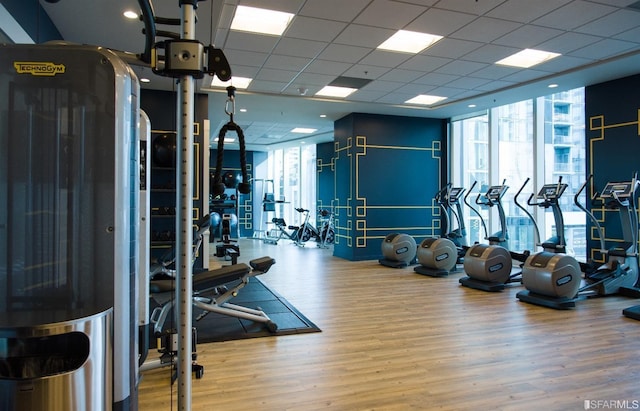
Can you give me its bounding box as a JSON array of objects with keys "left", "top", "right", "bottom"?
[{"left": 176, "top": 1, "right": 196, "bottom": 409}]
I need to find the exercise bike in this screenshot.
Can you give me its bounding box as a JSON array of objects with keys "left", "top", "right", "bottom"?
[{"left": 459, "top": 180, "right": 530, "bottom": 292}]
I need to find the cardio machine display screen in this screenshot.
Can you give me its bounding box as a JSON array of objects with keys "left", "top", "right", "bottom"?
[
  {"left": 537, "top": 183, "right": 567, "bottom": 200},
  {"left": 486, "top": 185, "right": 506, "bottom": 200},
  {"left": 449, "top": 187, "right": 463, "bottom": 201},
  {"left": 601, "top": 182, "right": 632, "bottom": 198}
]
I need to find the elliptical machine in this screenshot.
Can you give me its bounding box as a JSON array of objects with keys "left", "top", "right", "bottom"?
[
  {"left": 517, "top": 174, "right": 640, "bottom": 309},
  {"left": 516, "top": 178, "right": 583, "bottom": 309},
  {"left": 445, "top": 185, "right": 468, "bottom": 263},
  {"left": 459, "top": 180, "right": 531, "bottom": 292},
  {"left": 414, "top": 184, "right": 461, "bottom": 277}
]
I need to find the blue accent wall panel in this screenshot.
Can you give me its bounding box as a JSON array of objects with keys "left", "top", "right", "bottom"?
[
  {"left": 333, "top": 113, "right": 447, "bottom": 261},
  {"left": 585, "top": 74, "right": 640, "bottom": 262}
]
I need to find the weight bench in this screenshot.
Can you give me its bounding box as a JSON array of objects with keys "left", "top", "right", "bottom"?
[{"left": 149, "top": 256, "right": 278, "bottom": 334}]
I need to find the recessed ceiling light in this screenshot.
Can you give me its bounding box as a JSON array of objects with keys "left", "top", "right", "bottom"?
[
  {"left": 140, "top": 77, "right": 150, "bottom": 83},
  {"left": 495, "top": 49, "right": 561, "bottom": 68},
  {"left": 210, "top": 76, "right": 252, "bottom": 89},
  {"left": 320, "top": 114, "right": 327, "bottom": 118},
  {"left": 377, "top": 30, "right": 443, "bottom": 54},
  {"left": 230, "top": 5, "right": 294, "bottom": 36},
  {"left": 405, "top": 95, "right": 447, "bottom": 105},
  {"left": 291, "top": 127, "right": 317, "bottom": 134},
  {"left": 315, "top": 86, "right": 357, "bottom": 98},
  {"left": 468, "top": 104, "right": 477, "bottom": 108},
  {"left": 214, "top": 137, "right": 236, "bottom": 143},
  {"left": 239, "top": 108, "right": 247, "bottom": 113},
  {"left": 123, "top": 10, "right": 138, "bottom": 19},
  {"left": 548, "top": 83, "right": 559, "bottom": 88}
]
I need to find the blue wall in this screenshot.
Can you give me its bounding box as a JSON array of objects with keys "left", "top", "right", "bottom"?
[
  {"left": 333, "top": 113, "right": 447, "bottom": 261},
  {"left": 3, "top": 0, "right": 62, "bottom": 43},
  {"left": 584, "top": 73, "right": 640, "bottom": 262}
]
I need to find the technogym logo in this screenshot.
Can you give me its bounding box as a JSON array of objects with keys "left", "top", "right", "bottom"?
[
  {"left": 13, "top": 61, "right": 65, "bottom": 76},
  {"left": 584, "top": 399, "right": 640, "bottom": 409}
]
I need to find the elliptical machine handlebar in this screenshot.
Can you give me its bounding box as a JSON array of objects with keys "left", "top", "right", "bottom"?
[
  {"left": 514, "top": 178, "right": 542, "bottom": 246},
  {"left": 464, "top": 181, "right": 489, "bottom": 240},
  {"left": 574, "top": 174, "right": 606, "bottom": 252}
]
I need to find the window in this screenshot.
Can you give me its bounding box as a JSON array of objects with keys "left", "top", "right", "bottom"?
[
  {"left": 451, "top": 88, "right": 586, "bottom": 260},
  {"left": 266, "top": 145, "right": 317, "bottom": 228}
]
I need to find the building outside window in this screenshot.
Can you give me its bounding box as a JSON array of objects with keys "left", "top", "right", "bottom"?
[{"left": 451, "top": 87, "right": 586, "bottom": 260}]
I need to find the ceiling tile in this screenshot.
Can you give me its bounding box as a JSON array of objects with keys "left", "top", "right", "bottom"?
[
  {"left": 398, "top": 54, "right": 452, "bottom": 71},
  {"left": 304, "top": 60, "right": 353, "bottom": 76},
  {"left": 450, "top": 17, "right": 523, "bottom": 43},
  {"left": 534, "top": 55, "right": 592, "bottom": 72},
  {"left": 292, "top": 72, "right": 338, "bottom": 87},
  {"left": 470, "top": 65, "right": 517, "bottom": 80},
  {"left": 224, "top": 31, "right": 280, "bottom": 53},
  {"left": 532, "top": 1, "right": 617, "bottom": 30},
  {"left": 264, "top": 54, "right": 312, "bottom": 71},
  {"left": 406, "top": 8, "right": 477, "bottom": 36},
  {"left": 536, "top": 32, "right": 602, "bottom": 54},
  {"left": 248, "top": 80, "right": 290, "bottom": 93},
  {"left": 431, "top": 0, "right": 507, "bottom": 15},
  {"left": 613, "top": 26, "right": 640, "bottom": 43},
  {"left": 462, "top": 44, "right": 520, "bottom": 64},
  {"left": 473, "top": 79, "right": 518, "bottom": 92},
  {"left": 317, "top": 44, "right": 372, "bottom": 63},
  {"left": 347, "top": 89, "right": 391, "bottom": 102},
  {"left": 333, "top": 24, "right": 396, "bottom": 48},
  {"left": 486, "top": 0, "right": 573, "bottom": 23},
  {"left": 255, "top": 67, "right": 299, "bottom": 83},
  {"left": 223, "top": 49, "right": 269, "bottom": 68},
  {"left": 358, "top": 50, "right": 413, "bottom": 68},
  {"left": 575, "top": 9, "right": 640, "bottom": 36},
  {"left": 378, "top": 69, "right": 426, "bottom": 82},
  {"left": 354, "top": 0, "right": 429, "bottom": 29},
  {"left": 445, "top": 76, "right": 492, "bottom": 89},
  {"left": 569, "top": 38, "right": 639, "bottom": 59},
  {"left": 236, "top": 0, "right": 305, "bottom": 14},
  {"left": 413, "top": 72, "right": 461, "bottom": 86},
  {"left": 434, "top": 60, "right": 489, "bottom": 76},
  {"left": 501, "top": 69, "right": 550, "bottom": 83},
  {"left": 285, "top": 16, "right": 348, "bottom": 42},
  {"left": 422, "top": 38, "right": 484, "bottom": 59},
  {"left": 492, "top": 25, "right": 565, "bottom": 48},
  {"left": 361, "top": 80, "right": 407, "bottom": 92},
  {"left": 298, "top": 0, "right": 372, "bottom": 21},
  {"left": 342, "top": 64, "right": 391, "bottom": 79},
  {"left": 273, "top": 37, "right": 328, "bottom": 58}
]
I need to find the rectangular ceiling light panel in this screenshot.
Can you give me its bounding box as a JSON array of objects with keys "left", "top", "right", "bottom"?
[
  {"left": 230, "top": 5, "right": 294, "bottom": 36},
  {"left": 495, "top": 48, "right": 561, "bottom": 68},
  {"left": 378, "top": 30, "right": 443, "bottom": 54}
]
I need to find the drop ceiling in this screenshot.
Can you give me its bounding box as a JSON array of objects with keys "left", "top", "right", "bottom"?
[{"left": 33, "top": 0, "right": 640, "bottom": 150}]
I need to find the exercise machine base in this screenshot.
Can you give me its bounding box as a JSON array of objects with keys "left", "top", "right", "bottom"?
[
  {"left": 414, "top": 265, "right": 459, "bottom": 277},
  {"left": 516, "top": 290, "right": 585, "bottom": 310},
  {"left": 459, "top": 276, "right": 505, "bottom": 292},
  {"left": 618, "top": 286, "right": 640, "bottom": 299},
  {"left": 623, "top": 305, "right": 640, "bottom": 320},
  {"left": 379, "top": 258, "right": 413, "bottom": 268}
]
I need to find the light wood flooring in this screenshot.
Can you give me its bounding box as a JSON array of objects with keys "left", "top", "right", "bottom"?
[{"left": 138, "top": 238, "right": 640, "bottom": 411}]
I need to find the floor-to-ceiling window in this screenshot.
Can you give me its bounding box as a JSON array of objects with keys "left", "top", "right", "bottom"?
[
  {"left": 451, "top": 87, "right": 586, "bottom": 260},
  {"left": 267, "top": 145, "right": 317, "bottom": 228}
]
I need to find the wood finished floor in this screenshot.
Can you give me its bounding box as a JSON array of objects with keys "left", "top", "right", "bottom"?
[{"left": 138, "top": 239, "right": 640, "bottom": 411}]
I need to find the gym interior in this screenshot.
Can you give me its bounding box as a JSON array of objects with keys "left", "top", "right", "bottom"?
[{"left": 2, "top": 1, "right": 640, "bottom": 410}]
